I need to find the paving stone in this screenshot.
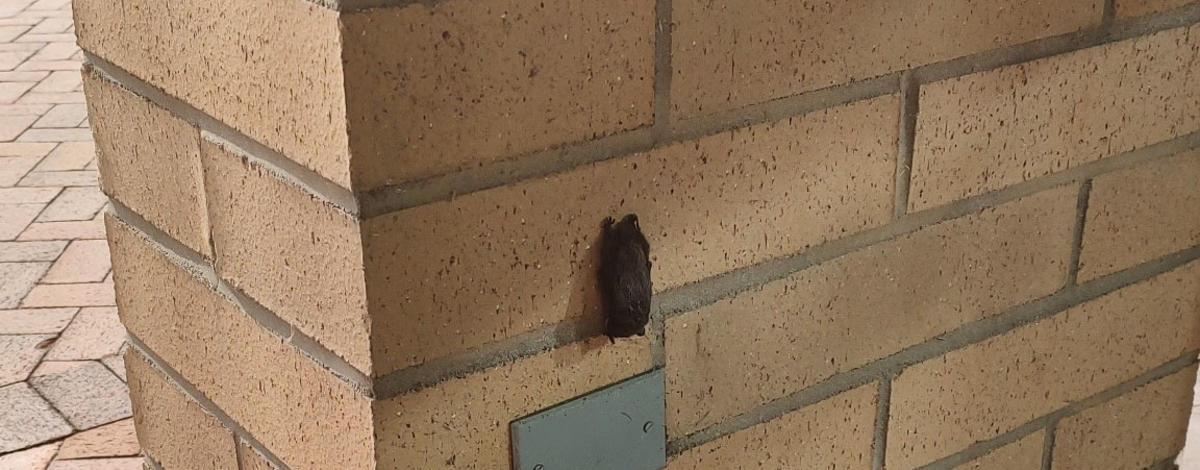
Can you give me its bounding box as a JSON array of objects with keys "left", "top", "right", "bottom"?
[
  {"left": 0, "top": 333, "right": 53, "bottom": 385},
  {"left": 0, "top": 50, "right": 35, "bottom": 71},
  {"left": 18, "top": 127, "right": 92, "bottom": 141},
  {"left": 0, "top": 42, "right": 45, "bottom": 52},
  {"left": 0, "top": 103, "right": 49, "bottom": 116},
  {"left": 0, "top": 80, "right": 34, "bottom": 103},
  {"left": 19, "top": 169, "right": 98, "bottom": 186},
  {"left": 47, "top": 457, "right": 144, "bottom": 470},
  {"left": 0, "top": 240, "right": 65, "bottom": 261},
  {"left": 28, "top": 41, "right": 75, "bottom": 62},
  {"left": 33, "top": 103, "right": 86, "bottom": 128},
  {"left": 100, "top": 354, "right": 125, "bottom": 382},
  {"left": 28, "top": 0, "right": 71, "bottom": 12},
  {"left": 0, "top": 382, "right": 72, "bottom": 452},
  {"left": 0, "top": 261, "right": 49, "bottom": 307},
  {"left": 0, "top": 307, "right": 76, "bottom": 334},
  {"left": 16, "top": 92, "right": 84, "bottom": 105},
  {"left": 42, "top": 239, "right": 110, "bottom": 283},
  {"left": 0, "top": 185, "right": 59, "bottom": 202},
  {"left": 22, "top": 282, "right": 115, "bottom": 308},
  {"left": 0, "top": 441, "right": 60, "bottom": 470},
  {"left": 56, "top": 418, "right": 140, "bottom": 460},
  {"left": 0, "top": 113, "right": 36, "bottom": 140},
  {"left": 0, "top": 155, "right": 39, "bottom": 185},
  {"left": 18, "top": 60, "right": 80, "bottom": 71},
  {"left": 18, "top": 216, "right": 106, "bottom": 240},
  {"left": 0, "top": 141, "right": 52, "bottom": 156},
  {"left": 30, "top": 360, "right": 131, "bottom": 430},
  {"left": 32, "top": 360, "right": 89, "bottom": 378},
  {"left": 31, "top": 70, "right": 80, "bottom": 93},
  {"left": 46, "top": 307, "right": 123, "bottom": 360},
  {"left": 0, "top": 202, "right": 41, "bottom": 239},
  {"left": 34, "top": 142, "right": 94, "bottom": 171},
  {"left": 38, "top": 186, "right": 107, "bottom": 222},
  {"left": 0, "top": 71, "right": 47, "bottom": 82},
  {"left": 17, "top": 33, "right": 75, "bottom": 43}
]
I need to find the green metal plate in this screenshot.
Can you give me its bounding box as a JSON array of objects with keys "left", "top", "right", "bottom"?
[{"left": 510, "top": 369, "right": 666, "bottom": 470}]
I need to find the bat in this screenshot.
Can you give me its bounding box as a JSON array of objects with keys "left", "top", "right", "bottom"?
[{"left": 599, "top": 214, "right": 652, "bottom": 341}]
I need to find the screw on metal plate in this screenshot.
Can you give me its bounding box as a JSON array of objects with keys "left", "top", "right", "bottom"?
[{"left": 510, "top": 370, "right": 665, "bottom": 470}]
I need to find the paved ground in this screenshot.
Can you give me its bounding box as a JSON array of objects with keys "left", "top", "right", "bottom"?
[
  {"left": 0, "top": 0, "right": 140, "bottom": 468},
  {"left": 0, "top": 0, "right": 1195, "bottom": 469}
]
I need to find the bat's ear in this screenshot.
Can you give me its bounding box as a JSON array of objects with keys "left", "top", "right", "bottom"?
[{"left": 637, "top": 325, "right": 646, "bottom": 336}]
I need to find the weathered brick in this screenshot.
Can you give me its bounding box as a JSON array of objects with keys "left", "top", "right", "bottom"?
[
  {"left": 887, "top": 259, "right": 1200, "bottom": 469},
  {"left": 106, "top": 215, "right": 373, "bottom": 470},
  {"left": 201, "top": 138, "right": 370, "bottom": 373},
  {"left": 1115, "top": 0, "right": 1196, "bottom": 19},
  {"left": 124, "top": 351, "right": 236, "bottom": 470},
  {"left": 666, "top": 185, "right": 1076, "bottom": 436},
  {"left": 238, "top": 442, "right": 275, "bottom": 470},
  {"left": 672, "top": 0, "right": 1102, "bottom": 120},
  {"left": 960, "top": 431, "right": 1045, "bottom": 470},
  {"left": 910, "top": 23, "right": 1200, "bottom": 211},
  {"left": 1078, "top": 149, "right": 1200, "bottom": 281},
  {"left": 1052, "top": 365, "right": 1197, "bottom": 470},
  {"left": 82, "top": 67, "right": 210, "bottom": 257},
  {"left": 73, "top": 0, "right": 350, "bottom": 187},
  {"left": 364, "top": 96, "right": 898, "bottom": 376},
  {"left": 373, "top": 336, "right": 651, "bottom": 468},
  {"left": 665, "top": 384, "right": 876, "bottom": 469},
  {"left": 341, "top": 0, "right": 654, "bottom": 189}
]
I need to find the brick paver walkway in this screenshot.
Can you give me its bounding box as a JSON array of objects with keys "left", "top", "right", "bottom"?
[{"left": 0, "top": 0, "right": 139, "bottom": 468}]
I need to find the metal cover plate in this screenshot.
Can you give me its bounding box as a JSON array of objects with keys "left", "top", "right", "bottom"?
[{"left": 511, "top": 369, "right": 665, "bottom": 470}]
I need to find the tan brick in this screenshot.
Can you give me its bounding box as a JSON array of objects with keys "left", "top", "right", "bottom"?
[
  {"left": 238, "top": 442, "right": 275, "bottom": 470},
  {"left": 373, "top": 336, "right": 651, "bottom": 468},
  {"left": 106, "top": 215, "right": 374, "bottom": 470},
  {"left": 665, "top": 384, "right": 876, "bottom": 470},
  {"left": 666, "top": 185, "right": 1076, "bottom": 436},
  {"left": 73, "top": 0, "right": 350, "bottom": 187},
  {"left": 887, "top": 259, "right": 1200, "bottom": 469},
  {"left": 672, "top": 0, "right": 1102, "bottom": 120},
  {"left": 1052, "top": 365, "right": 1197, "bottom": 470},
  {"left": 82, "top": 68, "right": 210, "bottom": 257},
  {"left": 910, "top": 24, "right": 1200, "bottom": 211},
  {"left": 123, "top": 350, "right": 237, "bottom": 470},
  {"left": 961, "top": 431, "right": 1044, "bottom": 470},
  {"left": 1115, "top": 0, "right": 1196, "bottom": 19},
  {"left": 364, "top": 96, "right": 898, "bottom": 376},
  {"left": 1079, "top": 150, "right": 1200, "bottom": 281},
  {"left": 341, "top": 0, "right": 654, "bottom": 188},
  {"left": 201, "top": 138, "right": 370, "bottom": 374}
]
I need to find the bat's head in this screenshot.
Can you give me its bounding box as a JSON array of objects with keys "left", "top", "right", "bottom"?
[{"left": 612, "top": 213, "right": 643, "bottom": 238}]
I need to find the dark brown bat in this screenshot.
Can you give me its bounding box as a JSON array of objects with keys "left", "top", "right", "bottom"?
[{"left": 599, "top": 214, "right": 652, "bottom": 340}]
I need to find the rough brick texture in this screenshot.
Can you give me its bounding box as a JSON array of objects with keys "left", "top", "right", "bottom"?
[
  {"left": 201, "top": 139, "right": 371, "bottom": 373},
  {"left": 1052, "top": 366, "right": 1197, "bottom": 469},
  {"left": 373, "top": 336, "right": 651, "bottom": 468},
  {"left": 73, "top": 0, "right": 351, "bottom": 188},
  {"left": 81, "top": 67, "right": 210, "bottom": 258},
  {"left": 77, "top": 0, "right": 1200, "bottom": 467},
  {"left": 1078, "top": 149, "right": 1200, "bottom": 281},
  {"left": 106, "top": 215, "right": 373, "bottom": 470},
  {"left": 664, "top": 384, "right": 876, "bottom": 469},
  {"left": 960, "top": 431, "right": 1045, "bottom": 470},
  {"left": 124, "top": 351, "right": 237, "bottom": 470},
  {"left": 671, "top": 0, "right": 1102, "bottom": 120},
  {"left": 666, "top": 185, "right": 1076, "bottom": 436},
  {"left": 364, "top": 96, "right": 898, "bottom": 376},
  {"left": 909, "top": 23, "right": 1200, "bottom": 211},
  {"left": 887, "top": 259, "right": 1200, "bottom": 469},
  {"left": 341, "top": 0, "right": 655, "bottom": 188},
  {"left": 1115, "top": 0, "right": 1197, "bottom": 19}
]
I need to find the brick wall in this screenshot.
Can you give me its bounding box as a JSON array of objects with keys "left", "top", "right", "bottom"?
[{"left": 75, "top": 0, "right": 1200, "bottom": 469}]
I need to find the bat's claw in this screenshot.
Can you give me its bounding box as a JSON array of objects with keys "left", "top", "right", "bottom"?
[{"left": 602, "top": 216, "right": 615, "bottom": 229}]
